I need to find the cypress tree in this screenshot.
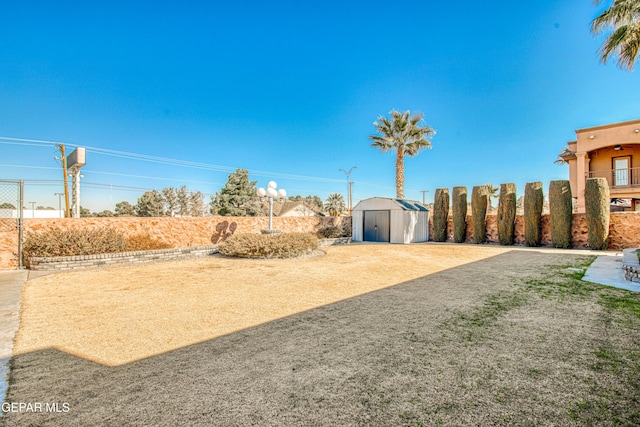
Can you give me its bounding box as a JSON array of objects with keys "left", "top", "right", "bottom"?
[
  {"left": 524, "top": 182, "right": 543, "bottom": 247},
  {"left": 452, "top": 187, "right": 468, "bottom": 243},
  {"left": 433, "top": 188, "right": 450, "bottom": 242},
  {"left": 585, "top": 178, "right": 610, "bottom": 250},
  {"left": 471, "top": 185, "right": 489, "bottom": 244},
  {"left": 549, "top": 180, "right": 573, "bottom": 248},
  {"left": 497, "top": 183, "right": 516, "bottom": 245}
]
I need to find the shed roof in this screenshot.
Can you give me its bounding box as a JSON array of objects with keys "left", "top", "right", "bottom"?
[{"left": 353, "top": 197, "right": 429, "bottom": 211}]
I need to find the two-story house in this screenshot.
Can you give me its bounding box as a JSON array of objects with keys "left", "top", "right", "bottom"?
[{"left": 559, "top": 119, "right": 640, "bottom": 212}]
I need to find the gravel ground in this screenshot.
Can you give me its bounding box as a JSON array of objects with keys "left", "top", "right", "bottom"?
[{"left": 2, "top": 244, "right": 639, "bottom": 426}]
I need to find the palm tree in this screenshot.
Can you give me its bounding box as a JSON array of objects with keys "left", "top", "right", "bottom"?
[
  {"left": 555, "top": 146, "right": 574, "bottom": 165},
  {"left": 369, "top": 110, "right": 436, "bottom": 199},
  {"left": 324, "top": 193, "right": 346, "bottom": 216},
  {"left": 591, "top": 0, "right": 640, "bottom": 71},
  {"left": 486, "top": 184, "right": 499, "bottom": 210}
]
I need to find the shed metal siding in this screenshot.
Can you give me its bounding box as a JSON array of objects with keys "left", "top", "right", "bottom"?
[
  {"left": 390, "top": 210, "right": 405, "bottom": 243},
  {"left": 396, "top": 211, "right": 428, "bottom": 244},
  {"left": 352, "top": 210, "right": 364, "bottom": 241},
  {"left": 352, "top": 197, "right": 430, "bottom": 244}
]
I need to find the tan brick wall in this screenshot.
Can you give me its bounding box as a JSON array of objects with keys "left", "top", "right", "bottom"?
[
  {"left": 0, "top": 216, "right": 351, "bottom": 270},
  {"left": 428, "top": 211, "right": 638, "bottom": 250}
]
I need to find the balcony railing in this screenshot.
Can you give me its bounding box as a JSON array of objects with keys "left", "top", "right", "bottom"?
[{"left": 588, "top": 167, "right": 640, "bottom": 187}]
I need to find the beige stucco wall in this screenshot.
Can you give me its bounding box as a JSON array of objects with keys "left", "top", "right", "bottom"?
[{"left": 0, "top": 216, "right": 351, "bottom": 270}]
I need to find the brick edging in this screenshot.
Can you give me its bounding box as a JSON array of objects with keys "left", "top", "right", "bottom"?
[
  {"left": 318, "top": 237, "right": 352, "bottom": 247},
  {"left": 28, "top": 245, "right": 219, "bottom": 271}
]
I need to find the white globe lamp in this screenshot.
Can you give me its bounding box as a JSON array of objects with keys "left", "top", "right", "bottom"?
[{"left": 256, "top": 180, "right": 287, "bottom": 232}]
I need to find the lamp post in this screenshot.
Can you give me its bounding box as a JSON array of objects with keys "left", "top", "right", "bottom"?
[
  {"left": 339, "top": 166, "right": 357, "bottom": 215},
  {"left": 256, "top": 181, "right": 286, "bottom": 233}
]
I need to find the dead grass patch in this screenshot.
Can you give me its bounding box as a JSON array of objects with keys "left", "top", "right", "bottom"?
[{"left": 13, "top": 244, "right": 508, "bottom": 366}]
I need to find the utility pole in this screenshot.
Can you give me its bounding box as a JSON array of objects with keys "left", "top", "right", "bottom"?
[
  {"left": 339, "top": 166, "right": 357, "bottom": 215},
  {"left": 420, "top": 190, "right": 429, "bottom": 205},
  {"left": 55, "top": 144, "right": 71, "bottom": 218}
]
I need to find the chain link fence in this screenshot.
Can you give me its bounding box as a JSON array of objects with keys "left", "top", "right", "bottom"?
[{"left": 0, "top": 180, "right": 24, "bottom": 268}]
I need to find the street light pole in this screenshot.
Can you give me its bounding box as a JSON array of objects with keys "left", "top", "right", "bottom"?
[
  {"left": 339, "top": 166, "right": 357, "bottom": 215},
  {"left": 256, "top": 181, "right": 287, "bottom": 233}
]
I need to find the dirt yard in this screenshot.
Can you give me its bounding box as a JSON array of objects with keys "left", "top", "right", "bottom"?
[{"left": 4, "top": 243, "right": 640, "bottom": 426}]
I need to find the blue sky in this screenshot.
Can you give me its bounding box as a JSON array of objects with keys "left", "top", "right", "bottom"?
[{"left": 1, "top": 0, "right": 639, "bottom": 211}]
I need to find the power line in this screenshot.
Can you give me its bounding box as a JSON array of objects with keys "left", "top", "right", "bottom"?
[
  {"left": 0, "top": 137, "right": 344, "bottom": 183},
  {"left": 0, "top": 164, "right": 59, "bottom": 171},
  {"left": 0, "top": 163, "right": 223, "bottom": 186},
  {"left": 0, "top": 136, "right": 422, "bottom": 196}
]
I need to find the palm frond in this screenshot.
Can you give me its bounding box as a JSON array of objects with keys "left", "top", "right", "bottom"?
[{"left": 591, "top": 0, "right": 640, "bottom": 70}]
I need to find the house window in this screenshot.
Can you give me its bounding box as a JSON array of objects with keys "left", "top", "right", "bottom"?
[{"left": 613, "top": 156, "right": 631, "bottom": 186}]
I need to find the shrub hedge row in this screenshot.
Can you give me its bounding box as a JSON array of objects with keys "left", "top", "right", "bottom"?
[{"left": 23, "top": 227, "right": 171, "bottom": 259}]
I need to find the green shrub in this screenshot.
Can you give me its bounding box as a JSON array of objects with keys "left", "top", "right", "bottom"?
[
  {"left": 471, "top": 185, "right": 489, "bottom": 244},
  {"left": 585, "top": 178, "right": 610, "bottom": 250},
  {"left": 452, "top": 186, "right": 468, "bottom": 243},
  {"left": 549, "top": 180, "right": 573, "bottom": 248},
  {"left": 433, "top": 188, "right": 450, "bottom": 242},
  {"left": 218, "top": 233, "right": 319, "bottom": 259},
  {"left": 524, "top": 181, "right": 543, "bottom": 247},
  {"left": 23, "top": 227, "right": 173, "bottom": 263},
  {"left": 497, "top": 183, "right": 516, "bottom": 245},
  {"left": 317, "top": 225, "right": 348, "bottom": 239}
]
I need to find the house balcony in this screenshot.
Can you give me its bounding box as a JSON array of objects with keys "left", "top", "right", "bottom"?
[{"left": 588, "top": 167, "right": 640, "bottom": 197}]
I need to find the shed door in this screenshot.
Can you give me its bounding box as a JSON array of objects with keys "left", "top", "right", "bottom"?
[{"left": 364, "top": 210, "right": 390, "bottom": 242}]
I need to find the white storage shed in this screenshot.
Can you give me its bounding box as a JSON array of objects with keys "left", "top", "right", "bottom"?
[{"left": 352, "top": 197, "right": 430, "bottom": 244}]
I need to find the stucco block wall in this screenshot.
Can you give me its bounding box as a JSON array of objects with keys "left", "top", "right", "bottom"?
[
  {"left": 428, "top": 212, "right": 638, "bottom": 250},
  {"left": 2, "top": 212, "right": 638, "bottom": 270},
  {"left": 0, "top": 216, "right": 351, "bottom": 270}
]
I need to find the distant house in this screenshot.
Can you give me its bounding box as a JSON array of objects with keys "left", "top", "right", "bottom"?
[
  {"left": 559, "top": 119, "right": 640, "bottom": 212},
  {"left": 273, "top": 201, "right": 324, "bottom": 217}
]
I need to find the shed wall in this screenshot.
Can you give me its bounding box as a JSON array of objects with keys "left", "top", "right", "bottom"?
[
  {"left": 390, "top": 210, "right": 404, "bottom": 243},
  {"left": 352, "top": 210, "right": 364, "bottom": 241},
  {"left": 410, "top": 211, "right": 430, "bottom": 242},
  {"left": 352, "top": 198, "right": 429, "bottom": 244}
]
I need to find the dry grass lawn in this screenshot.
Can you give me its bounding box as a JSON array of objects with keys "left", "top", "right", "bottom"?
[
  {"left": 12, "top": 244, "right": 510, "bottom": 366},
  {"left": 4, "top": 243, "right": 640, "bottom": 426}
]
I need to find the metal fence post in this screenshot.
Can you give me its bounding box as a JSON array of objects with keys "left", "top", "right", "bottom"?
[{"left": 18, "top": 180, "right": 24, "bottom": 269}]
